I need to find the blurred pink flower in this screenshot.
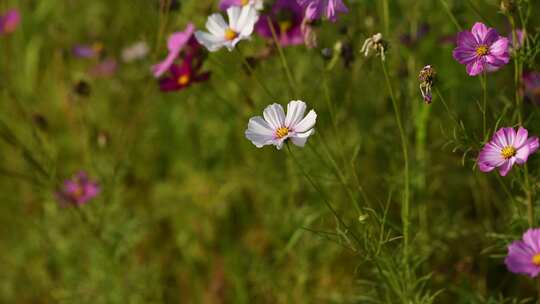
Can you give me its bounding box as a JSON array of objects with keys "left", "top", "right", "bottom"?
[
  {"left": 219, "top": 0, "right": 264, "bottom": 11},
  {"left": 72, "top": 43, "right": 104, "bottom": 59},
  {"left": 523, "top": 71, "right": 540, "bottom": 105},
  {"left": 0, "top": 9, "right": 20, "bottom": 35},
  {"left": 159, "top": 54, "right": 210, "bottom": 92},
  {"left": 297, "top": 0, "right": 348, "bottom": 22},
  {"left": 153, "top": 23, "right": 196, "bottom": 77},
  {"left": 255, "top": 0, "right": 304, "bottom": 46},
  {"left": 89, "top": 58, "right": 118, "bottom": 77},
  {"left": 57, "top": 171, "right": 100, "bottom": 206},
  {"left": 477, "top": 127, "right": 539, "bottom": 176},
  {"left": 452, "top": 22, "right": 510, "bottom": 76},
  {"left": 506, "top": 228, "right": 540, "bottom": 278}
]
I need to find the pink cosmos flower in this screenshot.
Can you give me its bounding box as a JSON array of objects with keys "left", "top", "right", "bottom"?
[
  {"left": 477, "top": 127, "right": 539, "bottom": 176},
  {"left": 152, "top": 23, "right": 196, "bottom": 78},
  {"left": 219, "top": 0, "right": 264, "bottom": 11},
  {"left": 297, "top": 0, "right": 348, "bottom": 22},
  {"left": 452, "top": 22, "right": 510, "bottom": 76},
  {"left": 0, "top": 9, "right": 20, "bottom": 35},
  {"left": 523, "top": 71, "right": 540, "bottom": 105},
  {"left": 57, "top": 171, "right": 100, "bottom": 206},
  {"left": 505, "top": 228, "right": 540, "bottom": 278},
  {"left": 255, "top": 0, "right": 304, "bottom": 46},
  {"left": 158, "top": 55, "right": 210, "bottom": 92}
]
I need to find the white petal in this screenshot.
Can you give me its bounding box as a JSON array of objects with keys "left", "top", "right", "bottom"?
[
  {"left": 291, "top": 129, "right": 314, "bottom": 147},
  {"left": 238, "top": 6, "right": 259, "bottom": 36},
  {"left": 262, "top": 103, "right": 285, "bottom": 130},
  {"left": 227, "top": 6, "right": 242, "bottom": 31},
  {"left": 293, "top": 110, "right": 317, "bottom": 133},
  {"left": 285, "top": 100, "right": 307, "bottom": 129},
  {"left": 194, "top": 31, "right": 225, "bottom": 52},
  {"left": 206, "top": 14, "right": 228, "bottom": 37},
  {"left": 245, "top": 117, "right": 275, "bottom": 148}
]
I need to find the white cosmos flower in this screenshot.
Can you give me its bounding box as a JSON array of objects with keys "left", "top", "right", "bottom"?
[
  {"left": 194, "top": 5, "right": 259, "bottom": 52},
  {"left": 245, "top": 100, "right": 317, "bottom": 150}
]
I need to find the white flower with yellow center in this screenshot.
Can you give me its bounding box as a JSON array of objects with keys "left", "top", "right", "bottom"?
[
  {"left": 194, "top": 5, "right": 259, "bottom": 52},
  {"left": 245, "top": 100, "right": 317, "bottom": 150}
]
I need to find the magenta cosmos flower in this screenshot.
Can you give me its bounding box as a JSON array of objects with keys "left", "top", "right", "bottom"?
[
  {"left": 159, "top": 54, "right": 210, "bottom": 92},
  {"left": 152, "top": 23, "right": 197, "bottom": 77},
  {"left": 0, "top": 9, "right": 20, "bottom": 35},
  {"left": 452, "top": 22, "right": 510, "bottom": 76},
  {"left": 297, "top": 0, "right": 348, "bottom": 22},
  {"left": 255, "top": 0, "right": 304, "bottom": 46},
  {"left": 524, "top": 71, "right": 540, "bottom": 105},
  {"left": 505, "top": 228, "right": 540, "bottom": 278},
  {"left": 477, "top": 127, "right": 539, "bottom": 176},
  {"left": 57, "top": 171, "right": 100, "bottom": 206}
]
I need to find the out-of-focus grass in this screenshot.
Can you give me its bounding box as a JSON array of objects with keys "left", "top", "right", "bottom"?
[{"left": 0, "top": 0, "right": 539, "bottom": 303}]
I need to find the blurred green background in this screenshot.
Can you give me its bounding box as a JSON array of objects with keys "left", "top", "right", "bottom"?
[{"left": 1, "top": 0, "right": 540, "bottom": 303}]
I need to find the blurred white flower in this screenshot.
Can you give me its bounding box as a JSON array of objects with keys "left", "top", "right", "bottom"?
[
  {"left": 245, "top": 100, "right": 317, "bottom": 150},
  {"left": 195, "top": 5, "right": 259, "bottom": 52},
  {"left": 121, "top": 41, "right": 149, "bottom": 62}
]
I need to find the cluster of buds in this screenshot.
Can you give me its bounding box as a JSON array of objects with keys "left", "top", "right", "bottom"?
[
  {"left": 418, "top": 65, "right": 436, "bottom": 104},
  {"left": 360, "top": 33, "right": 388, "bottom": 61}
]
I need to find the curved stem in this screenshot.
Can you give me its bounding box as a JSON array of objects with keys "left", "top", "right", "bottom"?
[
  {"left": 286, "top": 144, "right": 362, "bottom": 248},
  {"left": 236, "top": 47, "right": 276, "bottom": 100},
  {"left": 266, "top": 17, "right": 297, "bottom": 99},
  {"left": 381, "top": 59, "right": 410, "bottom": 261}
]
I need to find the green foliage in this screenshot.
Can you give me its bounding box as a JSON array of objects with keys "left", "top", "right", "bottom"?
[{"left": 0, "top": 0, "right": 539, "bottom": 303}]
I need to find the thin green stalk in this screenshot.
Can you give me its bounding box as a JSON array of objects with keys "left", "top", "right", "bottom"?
[
  {"left": 266, "top": 17, "right": 297, "bottom": 99},
  {"left": 479, "top": 73, "right": 488, "bottom": 141},
  {"left": 382, "top": 0, "right": 390, "bottom": 35},
  {"left": 286, "top": 144, "right": 362, "bottom": 247},
  {"left": 381, "top": 59, "right": 410, "bottom": 261},
  {"left": 439, "top": 0, "right": 462, "bottom": 31},
  {"left": 236, "top": 47, "right": 276, "bottom": 100}
]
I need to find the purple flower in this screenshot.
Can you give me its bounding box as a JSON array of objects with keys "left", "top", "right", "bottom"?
[
  {"left": 297, "top": 0, "right": 348, "bottom": 22},
  {"left": 0, "top": 9, "right": 20, "bottom": 35},
  {"left": 523, "top": 71, "right": 540, "bottom": 105},
  {"left": 152, "top": 23, "right": 196, "bottom": 78},
  {"left": 505, "top": 228, "right": 540, "bottom": 278},
  {"left": 452, "top": 22, "right": 510, "bottom": 76},
  {"left": 477, "top": 127, "right": 539, "bottom": 176},
  {"left": 508, "top": 29, "right": 524, "bottom": 51},
  {"left": 159, "top": 55, "right": 210, "bottom": 92},
  {"left": 57, "top": 171, "right": 100, "bottom": 206},
  {"left": 72, "top": 43, "right": 104, "bottom": 59},
  {"left": 255, "top": 0, "right": 304, "bottom": 46}
]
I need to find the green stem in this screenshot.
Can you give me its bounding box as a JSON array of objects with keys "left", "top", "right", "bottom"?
[
  {"left": 439, "top": 0, "right": 462, "bottom": 31},
  {"left": 286, "top": 144, "right": 362, "bottom": 247},
  {"left": 479, "top": 73, "right": 488, "bottom": 141},
  {"left": 236, "top": 47, "right": 276, "bottom": 100},
  {"left": 266, "top": 17, "right": 297, "bottom": 99},
  {"left": 382, "top": 0, "right": 390, "bottom": 35},
  {"left": 381, "top": 59, "right": 410, "bottom": 261}
]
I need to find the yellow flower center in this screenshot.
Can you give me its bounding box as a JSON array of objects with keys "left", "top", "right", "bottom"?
[
  {"left": 501, "top": 146, "right": 516, "bottom": 159},
  {"left": 177, "top": 74, "right": 190, "bottom": 86},
  {"left": 275, "top": 127, "right": 289, "bottom": 139},
  {"left": 476, "top": 45, "right": 489, "bottom": 56},
  {"left": 532, "top": 253, "right": 540, "bottom": 266},
  {"left": 240, "top": 0, "right": 249, "bottom": 5},
  {"left": 73, "top": 186, "right": 84, "bottom": 199},
  {"left": 224, "top": 28, "right": 238, "bottom": 41},
  {"left": 279, "top": 20, "right": 292, "bottom": 33}
]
